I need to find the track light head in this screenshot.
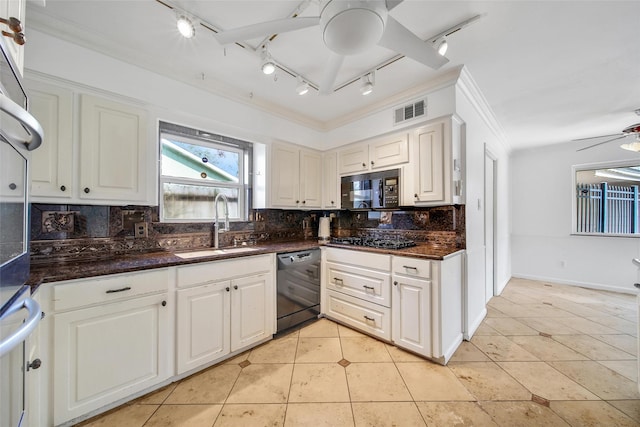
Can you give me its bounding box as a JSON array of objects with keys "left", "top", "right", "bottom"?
[
  {"left": 261, "top": 45, "right": 276, "bottom": 75},
  {"left": 436, "top": 37, "right": 448, "bottom": 56},
  {"left": 360, "top": 72, "right": 375, "bottom": 96},
  {"left": 296, "top": 78, "right": 310, "bottom": 96},
  {"left": 176, "top": 15, "right": 195, "bottom": 38}
]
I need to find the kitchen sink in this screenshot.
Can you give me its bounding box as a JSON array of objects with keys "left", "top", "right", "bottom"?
[{"left": 173, "top": 247, "right": 259, "bottom": 259}]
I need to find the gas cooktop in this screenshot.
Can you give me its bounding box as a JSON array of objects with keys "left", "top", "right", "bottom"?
[{"left": 330, "top": 237, "right": 416, "bottom": 250}]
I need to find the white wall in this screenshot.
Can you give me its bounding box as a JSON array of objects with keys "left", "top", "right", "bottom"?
[
  {"left": 25, "top": 29, "right": 326, "bottom": 149},
  {"left": 511, "top": 141, "right": 640, "bottom": 293},
  {"left": 454, "top": 70, "right": 511, "bottom": 338}
]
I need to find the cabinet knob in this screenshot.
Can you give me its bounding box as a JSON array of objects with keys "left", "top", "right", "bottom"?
[
  {"left": 362, "top": 162, "right": 366, "bottom": 167},
  {"left": 226, "top": 287, "right": 230, "bottom": 292},
  {"left": 331, "top": 201, "right": 334, "bottom": 205},
  {"left": 234, "top": 285, "right": 238, "bottom": 290},
  {"left": 161, "top": 300, "right": 167, "bottom": 307},
  {"left": 27, "top": 358, "right": 41, "bottom": 371},
  {"left": 371, "top": 161, "right": 374, "bottom": 166},
  {"left": 414, "top": 193, "right": 419, "bottom": 199},
  {"left": 8, "top": 183, "right": 16, "bottom": 190},
  {"left": 296, "top": 200, "right": 299, "bottom": 204},
  {"left": 302, "top": 200, "right": 306, "bottom": 204},
  {"left": 60, "top": 185, "right": 66, "bottom": 192},
  {"left": 84, "top": 187, "right": 91, "bottom": 194},
  {"left": 393, "top": 281, "right": 398, "bottom": 286}
]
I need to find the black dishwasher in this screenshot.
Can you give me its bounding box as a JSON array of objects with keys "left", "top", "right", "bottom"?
[{"left": 276, "top": 249, "right": 321, "bottom": 333}]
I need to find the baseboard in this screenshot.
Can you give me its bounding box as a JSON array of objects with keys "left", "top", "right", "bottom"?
[{"left": 510, "top": 273, "right": 636, "bottom": 295}]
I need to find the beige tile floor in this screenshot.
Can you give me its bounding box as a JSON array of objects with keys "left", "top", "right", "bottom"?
[{"left": 78, "top": 278, "right": 640, "bottom": 426}]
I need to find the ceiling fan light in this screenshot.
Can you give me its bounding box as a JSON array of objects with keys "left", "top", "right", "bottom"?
[
  {"left": 436, "top": 37, "right": 448, "bottom": 56},
  {"left": 176, "top": 15, "right": 195, "bottom": 39},
  {"left": 620, "top": 137, "right": 640, "bottom": 152},
  {"left": 321, "top": 0, "right": 387, "bottom": 55}
]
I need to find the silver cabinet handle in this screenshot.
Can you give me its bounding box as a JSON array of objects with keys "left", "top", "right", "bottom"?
[
  {"left": 403, "top": 266, "right": 418, "bottom": 271},
  {"left": 0, "top": 92, "right": 44, "bottom": 151},
  {"left": 0, "top": 297, "right": 42, "bottom": 357},
  {"left": 363, "top": 285, "right": 374, "bottom": 290}
]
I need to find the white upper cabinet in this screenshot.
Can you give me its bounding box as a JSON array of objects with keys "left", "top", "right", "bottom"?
[
  {"left": 402, "top": 116, "right": 463, "bottom": 206},
  {"left": 27, "top": 78, "right": 156, "bottom": 206},
  {"left": 322, "top": 150, "right": 339, "bottom": 209},
  {"left": 0, "top": 0, "right": 25, "bottom": 74},
  {"left": 338, "top": 132, "right": 409, "bottom": 175},
  {"left": 270, "top": 142, "right": 321, "bottom": 209},
  {"left": 79, "top": 94, "right": 149, "bottom": 202},
  {"left": 27, "top": 80, "right": 74, "bottom": 199}
]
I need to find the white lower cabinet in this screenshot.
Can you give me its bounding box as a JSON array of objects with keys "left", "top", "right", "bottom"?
[
  {"left": 392, "top": 274, "right": 431, "bottom": 357},
  {"left": 176, "top": 254, "right": 274, "bottom": 375},
  {"left": 52, "top": 269, "right": 171, "bottom": 425},
  {"left": 323, "top": 248, "right": 392, "bottom": 340}
]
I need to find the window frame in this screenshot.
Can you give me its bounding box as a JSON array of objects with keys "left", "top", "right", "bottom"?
[
  {"left": 572, "top": 159, "right": 640, "bottom": 237},
  {"left": 159, "top": 122, "right": 252, "bottom": 223}
]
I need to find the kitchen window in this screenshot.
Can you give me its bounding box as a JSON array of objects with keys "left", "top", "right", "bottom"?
[
  {"left": 159, "top": 122, "right": 251, "bottom": 222},
  {"left": 573, "top": 160, "right": 640, "bottom": 236}
]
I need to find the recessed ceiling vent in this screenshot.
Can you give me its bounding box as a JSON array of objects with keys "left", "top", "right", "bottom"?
[{"left": 394, "top": 99, "right": 426, "bottom": 125}]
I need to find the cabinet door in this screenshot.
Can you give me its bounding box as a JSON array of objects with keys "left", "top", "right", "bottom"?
[
  {"left": 79, "top": 94, "right": 148, "bottom": 202},
  {"left": 413, "top": 122, "right": 445, "bottom": 203},
  {"left": 369, "top": 133, "right": 409, "bottom": 169},
  {"left": 176, "top": 282, "right": 231, "bottom": 374},
  {"left": 0, "top": 0, "right": 25, "bottom": 74},
  {"left": 28, "top": 82, "right": 74, "bottom": 200},
  {"left": 392, "top": 276, "right": 431, "bottom": 357},
  {"left": 270, "top": 144, "right": 299, "bottom": 207},
  {"left": 322, "top": 151, "right": 339, "bottom": 209},
  {"left": 338, "top": 144, "right": 368, "bottom": 175},
  {"left": 53, "top": 293, "right": 170, "bottom": 425},
  {"left": 231, "top": 273, "right": 273, "bottom": 352},
  {"left": 299, "top": 149, "right": 322, "bottom": 208}
]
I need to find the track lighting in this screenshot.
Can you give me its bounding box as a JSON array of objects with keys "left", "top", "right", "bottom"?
[
  {"left": 261, "top": 45, "right": 276, "bottom": 75},
  {"left": 435, "top": 37, "right": 448, "bottom": 56},
  {"left": 296, "top": 78, "right": 309, "bottom": 96},
  {"left": 176, "top": 15, "right": 195, "bottom": 38},
  {"left": 360, "top": 72, "right": 375, "bottom": 96}
]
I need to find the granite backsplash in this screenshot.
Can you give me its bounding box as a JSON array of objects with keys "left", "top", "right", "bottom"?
[{"left": 29, "top": 204, "right": 465, "bottom": 264}]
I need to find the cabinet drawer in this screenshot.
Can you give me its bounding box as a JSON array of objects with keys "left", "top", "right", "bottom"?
[
  {"left": 53, "top": 269, "right": 169, "bottom": 311},
  {"left": 177, "top": 254, "right": 273, "bottom": 288},
  {"left": 325, "top": 247, "right": 391, "bottom": 271},
  {"left": 326, "top": 261, "right": 390, "bottom": 307},
  {"left": 325, "top": 290, "right": 391, "bottom": 341},
  {"left": 392, "top": 257, "right": 431, "bottom": 279}
]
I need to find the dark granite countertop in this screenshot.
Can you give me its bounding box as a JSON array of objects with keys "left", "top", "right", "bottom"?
[{"left": 28, "top": 240, "right": 463, "bottom": 286}]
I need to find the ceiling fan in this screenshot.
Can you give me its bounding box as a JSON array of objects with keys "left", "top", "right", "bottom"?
[
  {"left": 212, "top": 0, "right": 448, "bottom": 94},
  {"left": 576, "top": 123, "right": 640, "bottom": 152}
]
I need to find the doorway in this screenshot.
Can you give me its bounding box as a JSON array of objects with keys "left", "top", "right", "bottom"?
[{"left": 484, "top": 148, "right": 497, "bottom": 303}]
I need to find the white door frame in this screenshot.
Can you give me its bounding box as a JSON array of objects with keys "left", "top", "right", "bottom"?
[{"left": 484, "top": 146, "right": 497, "bottom": 302}]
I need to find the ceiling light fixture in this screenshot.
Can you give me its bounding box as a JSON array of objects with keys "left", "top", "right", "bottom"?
[
  {"left": 620, "top": 135, "right": 640, "bottom": 152},
  {"left": 261, "top": 45, "right": 276, "bottom": 75},
  {"left": 435, "top": 37, "right": 448, "bottom": 56},
  {"left": 360, "top": 72, "right": 375, "bottom": 95},
  {"left": 176, "top": 15, "right": 195, "bottom": 39},
  {"left": 296, "top": 77, "right": 310, "bottom": 96}
]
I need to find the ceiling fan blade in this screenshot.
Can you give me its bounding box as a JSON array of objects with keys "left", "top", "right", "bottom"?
[
  {"left": 377, "top": 16, "right": 449, "bottom": 69},
  {"left": 386, "top": 0, "right": 404, "bottom": 11},
  {"left": 319, "top": 53, "right": 345, "bottom": 95},
  {"left": 214, "top": 16, "right": 319, "bottom": 45},
  {"left": 572, "top": 133, "right": 622, "bottom": 142},
  {"left": 576, "top": 135, "right": 627, "bottom": 152}
]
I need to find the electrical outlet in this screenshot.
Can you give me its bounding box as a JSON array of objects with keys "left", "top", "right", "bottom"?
[{"left": 134, "top": 222, "right": 148, "bottom": 238}]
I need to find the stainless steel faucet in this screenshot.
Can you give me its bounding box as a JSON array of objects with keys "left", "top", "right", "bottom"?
[{"left": 213, "top": 193, "right": 229, "bottom": 249}]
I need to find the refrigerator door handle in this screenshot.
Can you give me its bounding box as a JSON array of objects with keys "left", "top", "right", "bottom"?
[
  {"left": 0, "top": 297, "right": 41, "bottom": 357},
  {"left": 0, "top": 92, "right": 44, "bottom": 151}
]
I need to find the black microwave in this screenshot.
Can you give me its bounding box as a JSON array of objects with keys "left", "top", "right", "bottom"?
[{"left": 341, "top": 169, "right": 400, "bottom": 210}]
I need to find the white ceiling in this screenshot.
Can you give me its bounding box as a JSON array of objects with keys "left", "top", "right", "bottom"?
[{"left": 26, "top": 0, "right": 640, "bottom": 151}]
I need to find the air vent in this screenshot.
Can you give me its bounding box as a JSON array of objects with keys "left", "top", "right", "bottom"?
[{"left": 393, "top": 99, "right": 427, "bottom": 125}]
